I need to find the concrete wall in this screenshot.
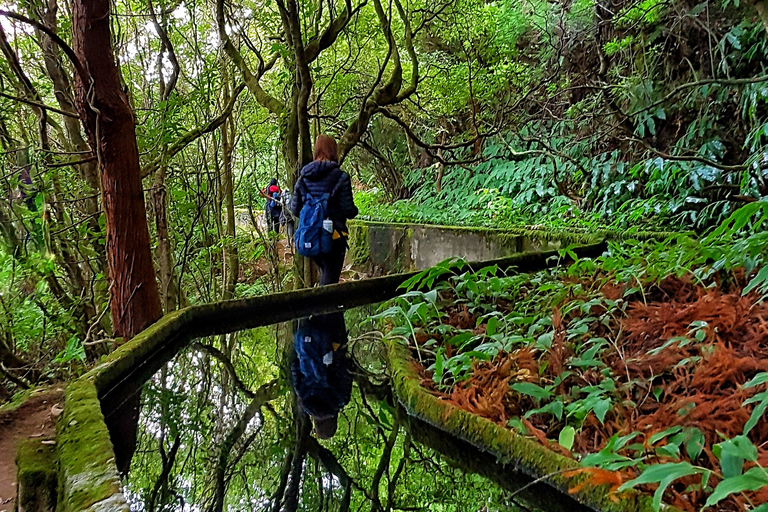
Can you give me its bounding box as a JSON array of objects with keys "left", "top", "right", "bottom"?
[{"left": 349, "top": 220, "right": 563, "bottom": 273}]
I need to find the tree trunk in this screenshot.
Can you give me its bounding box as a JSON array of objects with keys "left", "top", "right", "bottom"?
[
  {"left": 72, "top": 0, "right": 162, "bottom": 340},
  {"left": 71, "top": 0, "right": 163, "bottom": 474},
  {"left": 221, "top": 75, "right": 239, "bottom": 302}
]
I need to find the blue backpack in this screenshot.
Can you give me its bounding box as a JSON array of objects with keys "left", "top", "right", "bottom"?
[
  {"left": 269, "top": 191, "right": 282, "bottom": 210},
  {"left": 294, "top": 319, "right": 334, "bottom": 390},
  {"left": 294, "top": 181, "right": 334, "bottom": 257}
]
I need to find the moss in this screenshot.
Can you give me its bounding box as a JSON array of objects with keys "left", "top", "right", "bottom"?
[
  {"left": 354, "top": 219, "right": 681, "bottom": 244},
  {"left": 347, "top": 222, "right": 371, "bottom": 267},
  {"left": 387, "top": 342, "right": 678, "bottom": 512},
  {"left": 85, "top": 309, "right": 191, "bottom": 391},
  {"left": 16, "top": 438, "right": 57, "bottom": 512},
  {"left": 0, "top": 387, "right": 61, "bottom": 416},
  {"left": 56, "top": 379, "right": 129, "bottom": 512}
]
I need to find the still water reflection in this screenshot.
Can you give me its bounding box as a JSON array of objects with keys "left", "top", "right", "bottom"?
[{"left": 123, "top": 308, "right": 516, "bottom": 512}]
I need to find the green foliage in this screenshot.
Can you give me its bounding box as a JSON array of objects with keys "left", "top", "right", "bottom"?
[{"left": 380, "top": 202, "right": 768, "bottom": 509}]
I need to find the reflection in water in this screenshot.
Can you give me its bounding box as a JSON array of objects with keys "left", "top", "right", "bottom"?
[
  {"left": 125, "top": 309, "right": 520, "bottom": 512},
  {"left": 292, "top": 313, "right": 352, "bottom": 439}
]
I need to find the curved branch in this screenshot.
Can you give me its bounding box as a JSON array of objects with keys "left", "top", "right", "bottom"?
[
  {"left": 305, "top": 437, "right": 352, "bottom": 512},
  {"left": 210, "top": 379, "right": 280, "bottom": 512},
  {"left": 141, "top": 83, "right": 245, "bottom": 177},
  {"left": 304, "top": 0, "right": 365, "bottom": 63},
  {"left": 623, "top": 136, "right": 751, "bottom": 172},
  {"left": 216, "top": 0, "right": 284, "bottom": 114},
  {"left": 193, "top": 342, "right": 255, "bottom": 399},
  {"left": 0, "top": 10, "right": 88, "bottom": 83},
  {"left": 146, "top": 0, "right": 180, "bottom": 99}
]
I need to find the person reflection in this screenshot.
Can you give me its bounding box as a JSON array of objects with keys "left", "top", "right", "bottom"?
[{"left": 291, "top": 312, "right": 352, "bottom": 439}]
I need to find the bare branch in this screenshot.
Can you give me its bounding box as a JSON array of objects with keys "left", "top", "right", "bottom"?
[
  {"left": 0, "top": 90, "right": 79, "bottom": 118},
  {"left": 216, "top": 0, "right": 284, "bottom": 114}
]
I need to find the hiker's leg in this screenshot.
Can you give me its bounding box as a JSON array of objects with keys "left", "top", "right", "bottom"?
[{"left": 319, "top": 240, "right": 346, "bottom": 285}]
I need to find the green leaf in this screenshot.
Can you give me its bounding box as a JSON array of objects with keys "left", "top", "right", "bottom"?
[
  {"left": 559, "top": 425, "right": 576, "bottom": 450},
  {"left": 511, "top": 382, "right": 553, "bottom": 401},
  {"left": 618, "top": 462, "right": 708, "bottom": 511},
  {"left": 704, "top": 467, "right": 768, "bottom": 508},
  {"left": 743, "top": 372, "right": 768, "bottom": 389},
  {"left": 743, "top": 390, "right": 768, "bottom": 435},
  {"left": 445, "top": 331, "right": 475, "bottom": 347},
  {"left": 593, "top": 398, "right": 612, "bottom": 424},
  {"left": 714, "top": 435, "right": 758, "bottom": 478},
  {"left": 526, "top": 400, "right": 564, "bottom": 420},
  {"left": 434, "top": 350, "right": 444, "bottom": 384},
  {"left": 487, "top": 316, "right": 498, "bottom": 337},
  {"left": 683, "top": 428, "right": 705, "bottom": 461},
  {"left": 649, "top": 426, "right": 683, "bottom": 445},
  {"left": 744, "top": 265, "right": 768, "bottom": 295}
]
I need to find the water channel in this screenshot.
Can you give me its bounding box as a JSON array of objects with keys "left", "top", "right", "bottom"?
[
  {"left": 63, "top": 239, "right": 609, "bottom": 512},
  {"left": 119, "top": 305, "right": 522, "bottom": 512}
]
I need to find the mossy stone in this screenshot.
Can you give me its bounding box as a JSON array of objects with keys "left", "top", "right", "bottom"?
[
  {"left": 16, "top": 439, "right": 57, "bottom": 512},
  {"left": 56, "top": 379, "right": 129, "bottom": 512}
]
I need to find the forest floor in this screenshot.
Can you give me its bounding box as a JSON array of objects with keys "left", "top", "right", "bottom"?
[
  {"left": 0, "top": 388, "right": 62, "bottom": 511},
  {"left": 406, "top": 271, "right": 768, "bottom": 511}
]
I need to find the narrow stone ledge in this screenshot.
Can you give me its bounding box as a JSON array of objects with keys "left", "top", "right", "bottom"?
[{"left": 55, "top": 242, "right": 608, "bottom": 511}]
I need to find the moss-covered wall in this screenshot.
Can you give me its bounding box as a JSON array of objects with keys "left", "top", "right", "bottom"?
[
  {"left": 56, "top": 379, "right": 129, "bottom": 512},
  {"left": 387, "top": 342, "right": 682, "bottom": 512},
  {"left": 348, "top": 220, "right": 679, "bottom": 274},
  {"left": 16, "top": 439, "right": 57, "bottom": 512}
]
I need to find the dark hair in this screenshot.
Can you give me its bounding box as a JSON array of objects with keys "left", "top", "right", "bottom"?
[{"left": 313, "top": 134, "right": 338, "bottom": 162}]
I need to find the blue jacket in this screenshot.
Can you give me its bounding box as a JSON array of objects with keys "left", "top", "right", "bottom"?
[{"left": 290, "top": 160, "right": 358, "bottom": 235}]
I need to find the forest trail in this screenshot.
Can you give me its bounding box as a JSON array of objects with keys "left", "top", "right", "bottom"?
[{"left": 0, "top": 388, "right": 62, "bottom": 511}]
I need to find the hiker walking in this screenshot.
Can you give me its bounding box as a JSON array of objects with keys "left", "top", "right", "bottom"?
[
  {"left": 291, "top": 134, "right": 358, "bottom": 285},
  {"left": 262, "top": 178, "right": 283, "bottom": 233},
  {"left": 291, "top": 312, "right": 352, "bottom": 439}
]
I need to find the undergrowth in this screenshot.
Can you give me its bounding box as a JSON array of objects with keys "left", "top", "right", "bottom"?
[{"left": 378, "top": 201, "right": 768, "bottom": 511}]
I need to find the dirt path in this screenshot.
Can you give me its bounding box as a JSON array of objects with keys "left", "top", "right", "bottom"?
[{"left": 0, "top": 388, "right": 63, "bottom": 512}]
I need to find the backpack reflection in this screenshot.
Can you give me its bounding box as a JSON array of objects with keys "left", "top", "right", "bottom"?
[{"left": 291, "top": 313, "right": 353, "bottom": 439}]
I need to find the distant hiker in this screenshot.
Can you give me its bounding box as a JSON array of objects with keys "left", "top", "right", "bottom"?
[
  {"left": 291, "top": 134, "right": 358, "bottom": 285},
  {"left": 262, "top": 178, "right": 283, "bottom": 233},
  {"left": 291, "top": 312, "right": 352, "bottom": 439}
]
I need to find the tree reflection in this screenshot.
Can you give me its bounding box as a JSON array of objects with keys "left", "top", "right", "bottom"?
[{"left": 125, "top": 310, "right": 517, "bottom": 512}]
